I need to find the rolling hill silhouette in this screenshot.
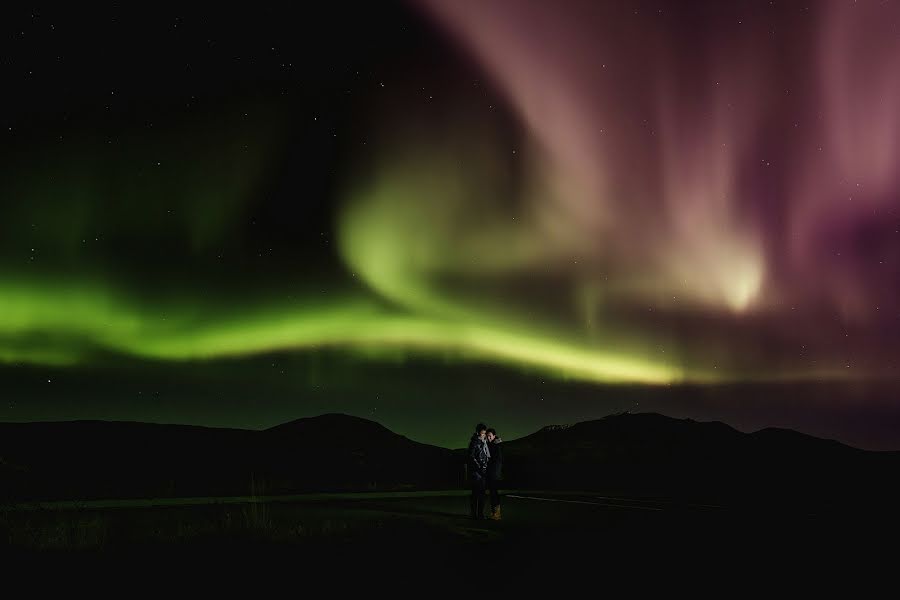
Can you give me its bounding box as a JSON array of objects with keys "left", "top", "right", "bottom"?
[
  {"left": 0, "top": 414, "right": 458, "bottom": 502},
  {"left": 498, "top": 412, "right": 900, "bottom": 511},
  {"left": 2, "top": 412, "right": 898, "bottom": 511}
]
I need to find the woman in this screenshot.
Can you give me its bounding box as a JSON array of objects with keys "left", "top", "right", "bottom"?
[{"left": 486, "top": 428, "right": 503, "bottom": 520}]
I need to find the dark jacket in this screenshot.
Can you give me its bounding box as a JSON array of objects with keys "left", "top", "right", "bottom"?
[
  {"left": 468, "top": 434, "right": 490, "bottom": 477},
  {"left": 487, "top": 438, "right": 503, "bottom": 481}
]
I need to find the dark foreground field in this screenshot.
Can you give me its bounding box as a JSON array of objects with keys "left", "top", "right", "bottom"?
[{"left": 4, "top": 490, "right": 894, "bottom": 570}]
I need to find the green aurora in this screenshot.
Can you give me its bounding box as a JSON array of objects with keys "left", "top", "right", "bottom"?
[{"left": 3, "top": 1, "right": 900, "bottom": 452}]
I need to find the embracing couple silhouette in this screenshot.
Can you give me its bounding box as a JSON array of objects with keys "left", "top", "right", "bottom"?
[{"left": 467, "top": 423, "right": 503, "bottom": 520}]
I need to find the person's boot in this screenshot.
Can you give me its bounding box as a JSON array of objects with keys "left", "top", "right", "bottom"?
[
  {"left": 476, "top": 494, "right": 486, "bottom": 520},
  {"left": 493, "top": 506, "right": 502, "bottom": 521},
  {"left": 470, "top": 495, "right": 478, "bottom": 519}
]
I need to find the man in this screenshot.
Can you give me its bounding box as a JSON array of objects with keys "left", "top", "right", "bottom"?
[
  {"left": 467, "top": 423, "right": 490, "bottom": 519},
  {"left": 486, "top": 428, "right": 503, "bottom": 520}
]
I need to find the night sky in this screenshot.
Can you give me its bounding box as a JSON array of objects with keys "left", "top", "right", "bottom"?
[{"left": 2, "top": 2, "right": 900, "bottom": 450}]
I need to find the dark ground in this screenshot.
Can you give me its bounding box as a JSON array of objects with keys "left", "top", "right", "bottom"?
[{"left": 3, "top": 490, "right": 895, "bottom": 574}]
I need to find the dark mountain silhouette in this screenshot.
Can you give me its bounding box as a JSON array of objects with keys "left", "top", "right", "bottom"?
[
  {"left": 0, "top": 414, "right": 459, "bottom": 502},
  {"left": 2, "top": 412, "right": 898, "bottom": 511},
  {"left": 256, "top": 414, "right": 459, "bottom": 494},
  {"left": 496, "top": 412, "right": 900, "bottom": 511}
]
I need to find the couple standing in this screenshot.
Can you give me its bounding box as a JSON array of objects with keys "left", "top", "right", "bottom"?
[{"left": 467, "top": 423, "right": 503, "bottom": 520}]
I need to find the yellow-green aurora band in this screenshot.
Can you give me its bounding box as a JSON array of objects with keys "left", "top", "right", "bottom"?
[{"left": 0, "top": 272, "right": 686, "bottom": 384}]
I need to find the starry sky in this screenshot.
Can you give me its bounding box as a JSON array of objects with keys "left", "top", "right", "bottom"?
[{"left": 2, "top": 2, "right": 900, "bottom": 450}]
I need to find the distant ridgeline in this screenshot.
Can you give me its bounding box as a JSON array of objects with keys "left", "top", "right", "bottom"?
[
  {"left": 539, "top": 424, "right": 572, "bottom": 432},
  {"left": 0, "top": 414, "right": 460, "bottom": 502},
  {"left": 1, "top": 412, "right": 899, "bottom": 511}
]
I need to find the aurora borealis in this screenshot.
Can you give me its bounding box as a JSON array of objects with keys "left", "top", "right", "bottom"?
[{"left": 2, "top": 2, "right": 900, "bottom": 449}]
